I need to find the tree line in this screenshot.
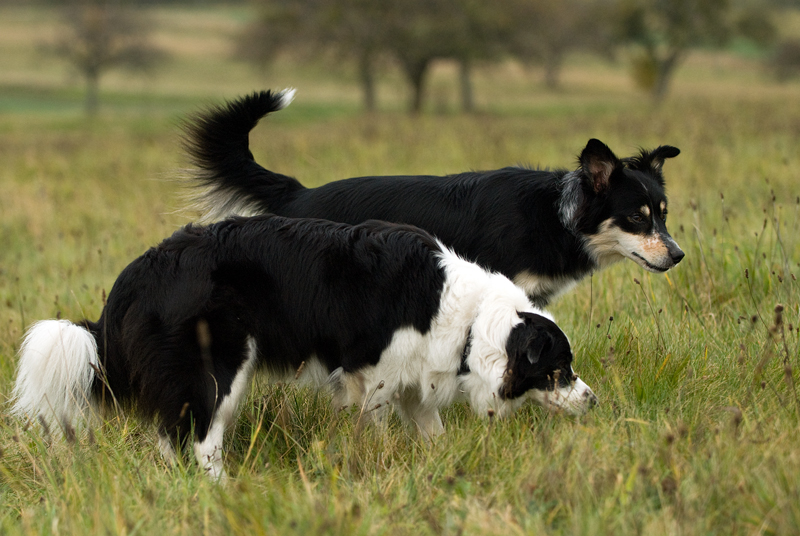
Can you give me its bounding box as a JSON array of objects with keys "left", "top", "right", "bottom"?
[{"left": 40, "top": 0, "right": 799, "bottom": 115}]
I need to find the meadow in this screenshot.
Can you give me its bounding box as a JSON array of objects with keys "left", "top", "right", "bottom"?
[{"left": 1, "top": 5, "right": 799, "bottom": 535}]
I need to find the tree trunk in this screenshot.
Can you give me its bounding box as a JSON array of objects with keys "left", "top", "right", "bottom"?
[
  {"left": 543, "top": 52, "right": 563, "bottom": 90},
  {"left": 358, "top": 50, "right": 376, "bottom": 113},
  {"left": 459, "top": 58, "right": 474, "bottom": 113},
  {"left": 85, "top": 67, "right": 100, "bottom": 117},
  {"left": 652, "top": 49, "right": 683, "bottom": 103},
  {"left": 402, "top": 57, "right": 431, "bottom": 114}
]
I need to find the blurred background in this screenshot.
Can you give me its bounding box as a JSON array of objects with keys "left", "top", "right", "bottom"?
[{"left": 1, "top": 0, "right": 798, "bottom": 117}]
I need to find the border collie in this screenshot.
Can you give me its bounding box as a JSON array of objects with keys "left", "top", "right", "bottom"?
[
  {"left": 11, "top": 215, "right": 596, "bottom": 480},
  {"left": 184, "top": 89, "right": 684, "bottom": 307}
]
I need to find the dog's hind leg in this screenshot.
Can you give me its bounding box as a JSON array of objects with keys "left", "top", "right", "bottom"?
[{"left": 194, "top": 337, "right": 258, "bottom": 481}]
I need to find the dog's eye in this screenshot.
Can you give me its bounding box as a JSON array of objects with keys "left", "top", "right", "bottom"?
[
  {"left": 629, "top": 213, "right": 645, "bottom": 224},
  {"left": 661, "top": 210, "right": 668, "bottom": 222}
]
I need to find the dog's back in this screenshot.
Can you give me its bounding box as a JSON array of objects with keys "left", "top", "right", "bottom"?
[
  {"left": 184, "top": 91, "right": 684, "bottom": 307},
  {"left": 101, "top": 215, "right": 447, "bottom": 386}
]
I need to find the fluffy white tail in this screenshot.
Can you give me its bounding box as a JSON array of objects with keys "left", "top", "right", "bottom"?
[{"left": 11, "top": 319, "right": 99, "bottom": 434}]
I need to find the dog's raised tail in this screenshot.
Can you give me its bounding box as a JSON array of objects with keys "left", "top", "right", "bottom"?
[
  {"left": 11, "top": 319, "right": 100, "bottom": 435},
  {"left": 183, "top": 89, "right": 305, "bottom": 222}
]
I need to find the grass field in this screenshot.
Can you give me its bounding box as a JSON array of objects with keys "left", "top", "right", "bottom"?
[{"left": 1, "top": 5, "right": 800, "bottom": 535}]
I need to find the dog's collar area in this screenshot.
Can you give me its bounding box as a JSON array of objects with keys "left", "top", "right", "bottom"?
[{"left": 458, "top": 327, "right": 472, "bottom": 375}]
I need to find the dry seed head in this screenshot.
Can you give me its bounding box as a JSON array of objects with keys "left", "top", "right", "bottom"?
[
  {"left": 64, "top": 422, "right": 76, "bottom": 444},
  {"left": 38, "top": 415, "right": 51, "bottom": 439},
  {"left": 294, "top": 361, "right": 306, "bottom": 380},
  {"left": 724, "top": 406, "right": 743, "bottom": 428}
]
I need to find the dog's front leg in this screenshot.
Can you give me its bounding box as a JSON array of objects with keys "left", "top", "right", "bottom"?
[
  {"left": 194, "top": 419, "right": 227, "bottom": 482},
  {"left": 396, "top": 389, "right": 445, "bottom": 441}
]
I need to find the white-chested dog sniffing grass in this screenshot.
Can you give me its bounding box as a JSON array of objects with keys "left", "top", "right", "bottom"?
[{"left": 11, "top": 216, "right": 596, "bottom": 480}]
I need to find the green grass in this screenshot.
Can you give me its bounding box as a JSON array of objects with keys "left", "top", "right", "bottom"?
[{"left": 2, "top": 5, "right": 800, "bottom": 535}]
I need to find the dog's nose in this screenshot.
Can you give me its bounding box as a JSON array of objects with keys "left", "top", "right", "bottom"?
[
  {"left": 585, "top": 390, "right": 599, "bottom": 409},
  {"left": 664, "top": 236, "right": 684, "bottom": 265}
]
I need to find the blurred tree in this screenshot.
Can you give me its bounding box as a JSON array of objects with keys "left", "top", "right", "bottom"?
[
  {"left": 44, "top": 0, "right": 166, "bottom": 115},
  {"left": 502, "top": 0, "right": 614, "bottom": 89},
  {"left": 240, "top": 0, "right": 386, "bottom": 112},
  {"left": 617, "top": 0, "right": 775, "bottom": 101},
  {"left": 239, "top": 0, "right": 620, "bottom": 113},
  {"left": 381, "top": 0, "right": 505, "bottom": 113},
  {"left": 317, "top": 0, "right": 387, "bottom": 112},
  {"left": 241, "top": 0, "right": 489, "bottom": 113},
  {"left": 379, "top": 0, "right": 450, "bottom": 113},
  {"left": 236, "top": 0, "right": 311, "bottom": 72},
  {"left": 50, "top": 0, "right": 166, "bottom": 115},
  {"left": 771, "top": 39, "right": 800, "bottom": 81}
]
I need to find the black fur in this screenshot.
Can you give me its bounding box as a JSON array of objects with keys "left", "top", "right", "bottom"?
[
  {"left": 185, "top": 91, "right": 684, "bottom": 306},
  {"left": 87, "top": 216, "right": 445, "bottom": 443}
]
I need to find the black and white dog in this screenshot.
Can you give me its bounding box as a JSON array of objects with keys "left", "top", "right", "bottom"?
[
  {"left": 185, "top": 90, "right": 685, "bottom": 307},
  {"left": 12, "top": 215, "right": 596, "bottom": 480}
]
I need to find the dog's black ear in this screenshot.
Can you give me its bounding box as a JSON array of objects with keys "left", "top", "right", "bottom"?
[
  {"left": 525, "top": 329, "right": 553, "bottom": 365},
  {"left": 651, "top": 145, "right": 680, "bottom": 162},
  {"left": 526, "top": 345, "right": 540, "bottom": 364},
  {"left": 627, "top": 145, "right": 680, "bottom": 179},
  {"left": 580, "top": 139, "right": 621, "bottom": 194}
]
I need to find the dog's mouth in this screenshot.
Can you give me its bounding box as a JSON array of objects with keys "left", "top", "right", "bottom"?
[
  {"left": 528, "top": 378, "right": 598, "bottom": 415},
  {"left": 631, "top": 252, "right": 671, "bottom": 273}
]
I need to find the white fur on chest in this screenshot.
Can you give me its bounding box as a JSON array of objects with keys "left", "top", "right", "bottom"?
[{"left": 329, "top": 247, "right": 545, "bottom": 438}]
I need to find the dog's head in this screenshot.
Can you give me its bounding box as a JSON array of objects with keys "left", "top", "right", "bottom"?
[
  {"left": 499, "top": 312, "right": 597, "bottom": 415},
  {"left": 570, "top": 139, "right": 684, "bottom": 272}
]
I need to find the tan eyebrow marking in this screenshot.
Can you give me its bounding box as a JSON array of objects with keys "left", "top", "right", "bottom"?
[{"left": 640, "top": 205, "right": 651, "bottom": 218}]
